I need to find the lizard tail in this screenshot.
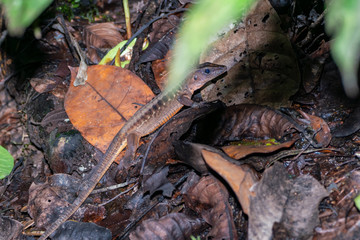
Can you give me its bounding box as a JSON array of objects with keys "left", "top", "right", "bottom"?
[{"left": 39, "top": 134, "right": 127, "bottom": 239}]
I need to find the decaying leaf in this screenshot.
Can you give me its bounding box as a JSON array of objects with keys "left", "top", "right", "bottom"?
[
  {"left": 201, "top": 0, "right": 300, "bottom": 108},
  {"left": 248, "top": 162, "right": 328, "bottom": 240},
  {"left": 27, "top": 174, "right": 81, "bottom": 229},
  {"left": 201, "top": 149, "right": 259, "bottom": 214},
  {"left": 64, "top": 65, "right": 154, "bottom": 152},
  {"left": 142, "top": 166, "right": 174, "bottom": 198},
  {"left": 184, "top": 176, "right": 238, "bottom": 239},
  {"left": 51, "top": 221, "right": 111, "bottom": 240},
  {"left": 0, "top": 216, "right": 22, "bottom": 240},
  {"left": 129, "top": 213, "right": 204, "bottom": 240}
]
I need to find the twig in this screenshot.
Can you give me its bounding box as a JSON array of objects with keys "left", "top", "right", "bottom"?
[
  {"left": 91, "top": 179, "right": 136, "bottom": 194},
  {"left": 99, "top": 182, "right": 138, "bottom": 207}
]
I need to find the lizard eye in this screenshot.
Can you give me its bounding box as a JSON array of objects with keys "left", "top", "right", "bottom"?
[
  {"left": 204, "top": 68, "right": 210, "bottom": 74},
  {"left": 194, "top": 75, "right": 198, "bottom": 80}
]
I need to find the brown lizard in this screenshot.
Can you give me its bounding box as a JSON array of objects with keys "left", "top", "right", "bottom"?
[{"left": 39, "top": 62, "right": 227, "bottom": 239}]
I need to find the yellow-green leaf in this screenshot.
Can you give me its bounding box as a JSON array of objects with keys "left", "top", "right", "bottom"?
[{"left": 0, "top": 146, "right": 14, "bottom": 179}]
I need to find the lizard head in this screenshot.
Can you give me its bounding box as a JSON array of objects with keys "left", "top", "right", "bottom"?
[{"left": 187, "top": 62, "right": 227, "bottom": 93}]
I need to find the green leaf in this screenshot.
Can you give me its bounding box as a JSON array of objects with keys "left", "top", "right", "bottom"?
[
  {"left": 98, "top": 38, "right": 137, "bottom": 66},
  {"left": 355, "top": 194, "right": 360, "bottom": 211},
  {"left": 0, "top": 145, "right": 14, "bottom": 179},
  {"left": 166, "top": 0, "right": 257, "bottom": 90},
  {"left": 0, "top": 0, "right": 53, "bottom": 36},
  {"left": 325, "top": 0, "right": 360, "bottom": 97}
]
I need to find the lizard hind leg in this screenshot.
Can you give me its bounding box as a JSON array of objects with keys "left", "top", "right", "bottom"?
[{"left": 115, "top": 132, "right": 140, "bottom": 182}]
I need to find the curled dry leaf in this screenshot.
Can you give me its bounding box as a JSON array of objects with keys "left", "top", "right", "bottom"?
[
  {"left": 297, "top": 110, "right": 332, "bottom": 147},
  {"left": 129, "top": 213, "right": 204, "bottom": 240},
  {"left": 206, "top": 104, "right": 297, "bottom": 146},
  {"left": 332, "top": 107, "right": 360, "bottom": 137},
  {"left": 184, "top": 176, "right": 238, "bottom": 240},
  {"left": 83, "top": 22, "right": 123, "bottom": 63},
  {"left": 201, "top": 0, "right": 300, "bottom": 108},
  {"left": 64, "top": 65, "right": 154, "bottom": 152},
  {"left": 201, "top": 149, "right": 259, "bottom": 214}
]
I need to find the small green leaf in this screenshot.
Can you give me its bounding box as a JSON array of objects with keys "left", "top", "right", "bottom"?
[
  {"left": 98, "top": 38, "right": 137, "bottom": 66},
  {"left": 190, "top": 236, "right": 201, "bottom": 240},
  {"left": 0, "top": 145, "right": 14, "bottom": 179},
  {"left": 355, "top": 194, "right": 360, "bottom": 211}
]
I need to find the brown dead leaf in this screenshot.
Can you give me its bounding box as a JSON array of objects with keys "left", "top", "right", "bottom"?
[
  {"left": 148, "top": 15, "right": 180, "bottom": 43},
  {"left": 51, "top": 221, "right": 111, "bottom": 240},
  {"left": 142, "top": 166, "right": 174, "bottom": 197},
  {"left": 222, "top": 139, "right": 295, "bottom": 159},
  {"left": 30, "top": 78, "right": 57, "bottom": 93},
  {"left": 249, "top": 162, "right": 328, "bottom": 240},
  {"left": 64, "top": 65, "right": 154, "bottom": 152},
  {"left": 201, "top": 149, "right": 259, "bottom": 215},
  {"left": 83, "top": 22, "right": 123, "bottom": 63},
  {"left": 201, "top": 0, "right": 300, "bottom": 108},
  {"left": 27, "top": 174, "right": 80, "bottom": 229},
  {"left": 29, "top": 61, "right": 70, "bottom": 99},
  {"left": 0, "top": 216, "right": 23, "bottom": 240},
  {"left": 184, "top": 176, "right": 238, "bottom": 239},
  {"left": 129, "top": 213, "right": 204, "bottom": 240}
]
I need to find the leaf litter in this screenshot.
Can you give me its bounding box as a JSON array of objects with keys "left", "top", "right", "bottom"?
[{"left": 0, "top": 0, "right": 359, "bottom": 239}]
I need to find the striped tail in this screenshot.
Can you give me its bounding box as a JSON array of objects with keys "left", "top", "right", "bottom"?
[{"left": 39, "top": 134, "right": 127, "bottom": 239}]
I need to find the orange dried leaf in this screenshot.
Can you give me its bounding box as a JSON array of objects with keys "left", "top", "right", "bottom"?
[
  {"left": 298, "top": 110, "right": 332, "bottom": 147},
  {"left": 222, "top": 140, "right": 295, "bottom": 159},
  {"left": 201, "top": 149, "right": 259, "bottom": 215},
  {"left": 64, "top": 65, "right": 154, "bottom": 152}
]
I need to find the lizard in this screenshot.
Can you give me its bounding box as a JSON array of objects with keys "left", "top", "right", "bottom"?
[{"left": 38, "top": 62, "right": 227, "bottom": 239}]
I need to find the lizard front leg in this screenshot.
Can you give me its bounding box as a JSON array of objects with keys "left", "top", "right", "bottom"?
[{"left": 177, "top": 90, "right": 202, "bottom": 108}]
